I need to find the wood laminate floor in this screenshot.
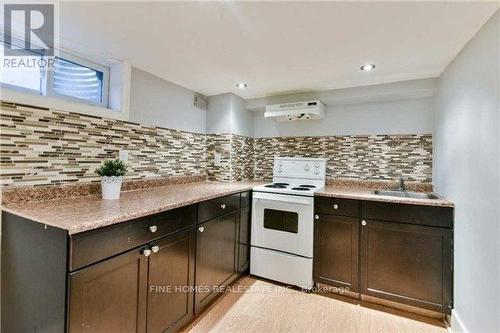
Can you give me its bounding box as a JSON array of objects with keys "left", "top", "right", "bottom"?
[{"left": 183, "top": 276, "right": 447, "bottom": 333}]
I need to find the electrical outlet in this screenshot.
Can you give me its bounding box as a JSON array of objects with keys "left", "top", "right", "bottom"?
[
  {"left": 119, "top": 150, "right": 128, "bottom": 163},
  {"left": 214, "top": 153, "right": 221, "bottom": 167}
]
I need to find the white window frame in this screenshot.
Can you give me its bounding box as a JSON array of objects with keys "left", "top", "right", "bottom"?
[
  {"left": 45, "top": 51, "right": 110, "bottom": 108},
  {"left": 1, "top": 35, "right": 110, "bottom": 108}
]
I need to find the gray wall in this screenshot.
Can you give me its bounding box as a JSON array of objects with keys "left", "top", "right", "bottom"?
[
  {"left": 253, "top": 97, "right": 434, "bottom": 137},
  {"left": 433, "top": 11, "right": 499, "bottom": 333},
  {"left": 206, "top": 93, "right": 254, "bottom": 136},
  {"left": 129, "top": 67, "right": 206, "bottom": 133}
]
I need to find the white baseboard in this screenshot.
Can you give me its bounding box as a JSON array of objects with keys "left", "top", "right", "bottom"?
[{"left": 450, "top": 309, "right": 468, "bottom": 333}]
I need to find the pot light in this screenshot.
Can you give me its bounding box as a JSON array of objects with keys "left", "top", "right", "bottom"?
[
  {"left": 360, "top": 64, "right": 376, "bottom": 71},
  {"left": 236, "top": 83, "right": 248, "bottom": 89}
]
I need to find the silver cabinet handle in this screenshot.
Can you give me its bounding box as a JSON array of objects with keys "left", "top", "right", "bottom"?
[
  {"left": 314, "top": 215, "right": 319, "bottom": 220},
  {"left": 333, "top": 204, "right": 339, "bottom": 210},
  {"left": 142, "top": 249, "right": 152, "bottom": 257},
  {"left": 198, "top": 226, "right": 205, "bottom": 233},
  {"left": 149, "top": 225, "right": 158, "bottom": 233},
  {"left": 361, "top": 220, "right": 367, "bottom": 226},
  {"left": 220, "top": 204, "right": 226, "bottom": 209},
  {"left": 151, "top": 245, "right": 160, "bottom": 253}
]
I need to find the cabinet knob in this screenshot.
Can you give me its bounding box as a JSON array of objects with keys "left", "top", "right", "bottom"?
[
  {"left": 142, "top": 249, "right": 152, "bottom": 257},
  {"left": 151, "top": 245, "right": 160, "bottom": 253},
  {"left": 314, "top": 215, "right": 319, "bottom": 220},
  {"left": 198, "top": 226, "right": 205, "bottom": 233},
  {"left": 220, "top": 204, "right": 226, "bottom": 209},
  {"left": 333, "top": 204, "right": 339, "bottom": 210},
  {"left": 361, "top": 220, "right": 367, "bottom": 226},
  {"left": 149, "top": 225, "right": 158, "bottom": 233}
]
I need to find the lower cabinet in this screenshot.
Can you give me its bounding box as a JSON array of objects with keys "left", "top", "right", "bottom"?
[
  {"left": 195, "top": 210, "right": 239, "bottom": 314},
  {"left": 313, "top": 214, "right": 359, "bottom": 291},
  {"left": 69, "top": 246, "right": 149, "bottom": 333},
  {"left": 313, "top": 197, "right": 454, "bottom": 314},
  {"left": 147, "top": 229, "right": 195, "bottom": 333},
  {"left": 69, "top": 227, "right": 195, "bottom": 333},
  {"left": 359, "top": 219, "right": 452, "bottom": 313}
]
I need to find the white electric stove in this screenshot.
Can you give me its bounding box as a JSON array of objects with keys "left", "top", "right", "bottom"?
[{"left": 251, "top": 157, "right": 327, "bottom": 289}]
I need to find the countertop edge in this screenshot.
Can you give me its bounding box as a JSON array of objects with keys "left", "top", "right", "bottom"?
[
  {"left": 2, "top": 183, "right": 258, "bottom": 235},
  {"left": 314, "top": 190, "right": 454, "bottom": 208}
]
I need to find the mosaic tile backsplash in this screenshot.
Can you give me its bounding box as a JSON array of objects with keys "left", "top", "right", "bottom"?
[
  {"left": 0, "top": 101, "right": 432, "bottom": 187},
  {"left": 0, "top": 102, "right": 206, "bottom": 187},
  {"left": 253, "top": 135, "right": 432, "bottom": 182},
  {"left": 206, "top": 133, "right": 254, "bottom": 182}
]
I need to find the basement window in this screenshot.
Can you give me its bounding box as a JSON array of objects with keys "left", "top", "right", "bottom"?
[{"left": 1, "top": 38, "right": 110, "bottom": 108}]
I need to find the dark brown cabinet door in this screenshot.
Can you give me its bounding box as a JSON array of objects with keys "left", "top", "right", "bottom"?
[
  {"left": 360, "top": 220, "right": 453, "bottom": 313},
  {"left": 147, "top": 228, "right": 195, "bottom": 333},
  {"left": 314, "top": 214, "right": 359, "bottom": 291},
  {"left": 237, "top": 206, "right": 251, "bottom": 272},
  {"left": 69, "top": 247, "right": 148, "bottom": 333},
  {"left": 195, "top": 211, "right": 239, "bottom": 313}
]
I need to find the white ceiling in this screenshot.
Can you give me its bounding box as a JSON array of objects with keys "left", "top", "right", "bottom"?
[{"left": 59, "top": 1, "right": 499, "bottom": 99}]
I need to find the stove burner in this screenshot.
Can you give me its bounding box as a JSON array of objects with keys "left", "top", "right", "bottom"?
[
  {"left": 298, "top": 185, "right": 316, "bottom": 188},
  {"left": 265, "top": 184, "right": 287, "bottom": 189},
  {"left": 291, "top": 187, "right": 311, "bottom": 191},
  {"left": 273, "top": 183, "right": 289, "bottom": 186}
]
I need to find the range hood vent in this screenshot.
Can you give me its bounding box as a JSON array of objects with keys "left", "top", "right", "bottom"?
[{"left": 264, "top": 100, "right": 325, "bottom": 121}]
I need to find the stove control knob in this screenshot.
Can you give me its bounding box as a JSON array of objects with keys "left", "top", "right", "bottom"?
[
  {"left": 278, "top": 167, "right": 283, "bottom": 173},
  {"left": 314, "top": 169, "right": 319, "bottom": 175},
  {"left": 304, "top": 164, "right": 310, "bottom": 171},
  {"left": 314, "top": 215, "right": 319, "bottom": 220}
]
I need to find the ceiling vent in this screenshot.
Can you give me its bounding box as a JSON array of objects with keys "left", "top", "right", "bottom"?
[{"left": 264, "top": 100, "right": 325, "bottom": 121}]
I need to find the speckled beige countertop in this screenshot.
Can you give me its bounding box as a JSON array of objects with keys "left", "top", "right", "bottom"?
[
  {"left": 2, "top": 180, "right": 264, "bottom": 235},
  {"left": 2, "top": 178, "right": 453, "bottom": 235},
  {"left": 315, "top": 185, "right": 454, "bottom": 208}
]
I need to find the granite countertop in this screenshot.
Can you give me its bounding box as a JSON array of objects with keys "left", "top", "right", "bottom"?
[
  {"left": 315, "top": 185, "right": 454, "bottom": 207},
  {"left": 2, "top": 178, "right": 454, "bottom": 235},
  {"left": 2, "top": 180, "right": 265, "bottom": 235}
]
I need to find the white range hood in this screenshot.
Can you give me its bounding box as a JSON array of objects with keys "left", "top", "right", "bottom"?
[{"left": 264, "top": 100, "right": 325, "bottom": 121}]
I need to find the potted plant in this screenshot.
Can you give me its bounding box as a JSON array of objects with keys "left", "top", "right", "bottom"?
[{"left": 96, "top": 159, "right": 128, "bottom": 200}]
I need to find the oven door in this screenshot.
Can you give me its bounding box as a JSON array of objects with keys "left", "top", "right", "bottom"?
[{"left": 251, "top": 191, "right": 314, "bottom": 258}]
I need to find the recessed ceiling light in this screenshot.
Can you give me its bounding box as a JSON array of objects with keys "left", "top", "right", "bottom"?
[
  {"left": 360, "top": 64, "right": 376, "bottom": 71},
  {"left": 236, "top": 83, "right": 248, "bottom": 88}
]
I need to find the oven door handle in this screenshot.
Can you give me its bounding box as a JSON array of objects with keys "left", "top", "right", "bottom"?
[{"left": 253, "top": 193, "right": 312, "bottom": 205}]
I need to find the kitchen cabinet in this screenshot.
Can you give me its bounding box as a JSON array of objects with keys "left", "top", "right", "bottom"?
[
  {"left": 195, "top": 210, "right": 239, "bottom": 314},
  {"left": 2, "top": 189, "right": 250, "bottom": 332},
  {"left": 147, "top": 228, "right": 195, "bottom": 333},
  {"left": 360, "top": 219, "right": 452, "bottom": 313},
  {"left": 313, "top": 196, "right": 453, "bottom": 314},
  {"left": 69, "top": 228, "right": 195, "bottom": 333},
  {"left": 314, "top": 214, "right": 359, "bottom": 291},
  {"left": 69, "top": 245, "right": 149, "bottom": 333}
]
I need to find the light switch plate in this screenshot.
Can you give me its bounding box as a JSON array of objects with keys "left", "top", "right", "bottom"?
[{"left": 119, "top": 150, "right": 128, "bottom": 163}]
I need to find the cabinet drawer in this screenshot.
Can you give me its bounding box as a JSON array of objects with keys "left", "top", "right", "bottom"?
[
  {"left": 361, "top": 201, "right": 453, "bottom": 228},
  {"left": 315, "top": 197, "right": 360, "bottom": 217},
  {"left": 70, "top": 205, "right": 196, "bottom": 271},
  {"left": 240, "top": 191, "right": 251, "bottom": 208},
  {"left": 198, "top": 193, "right": 240, "bottom": 223}
]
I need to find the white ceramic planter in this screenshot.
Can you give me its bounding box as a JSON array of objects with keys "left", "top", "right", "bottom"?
[{"left": 101, "top": 176, "right": 123, "bottom": 200}]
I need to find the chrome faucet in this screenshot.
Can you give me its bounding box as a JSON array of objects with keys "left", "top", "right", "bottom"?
[{"left": 399, "top": 176, "right": 406, "bottom": 191}]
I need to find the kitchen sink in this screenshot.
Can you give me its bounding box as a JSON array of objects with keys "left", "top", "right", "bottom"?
[{"left": 373, "top": 190, "right": 440, "bottom": 200}]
